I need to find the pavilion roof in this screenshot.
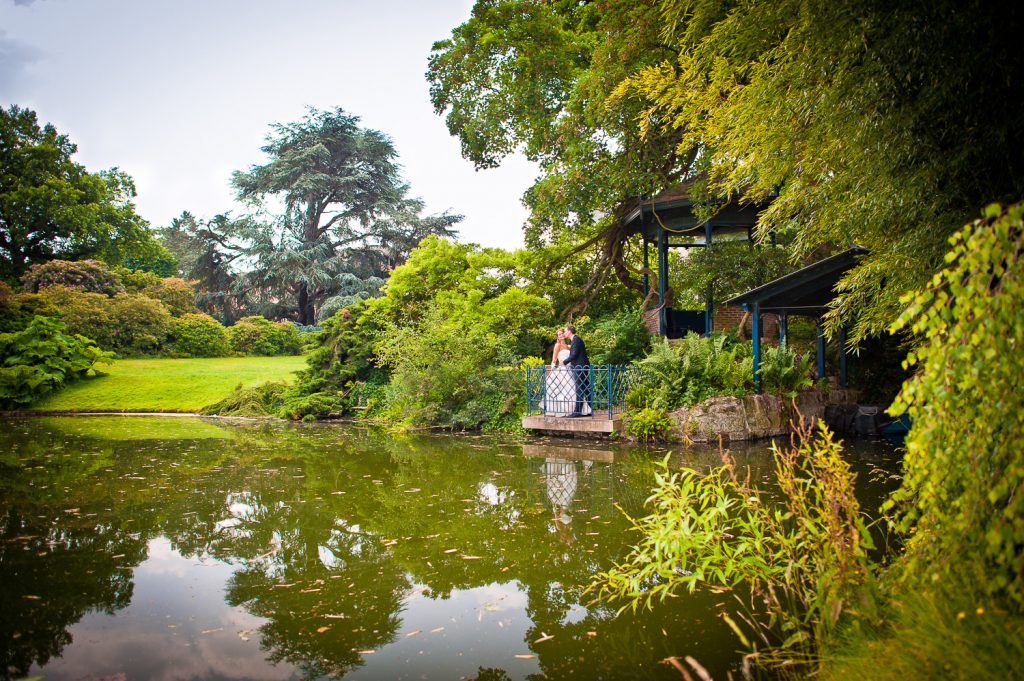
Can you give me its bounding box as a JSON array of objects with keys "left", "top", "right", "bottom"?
[{"left": 724, "top": 246, "right": 868, "bottom": 316}]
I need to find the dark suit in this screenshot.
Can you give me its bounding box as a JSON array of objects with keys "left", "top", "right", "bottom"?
[{"left": 561, "top": 335, "right": 591, "bottom": 415}]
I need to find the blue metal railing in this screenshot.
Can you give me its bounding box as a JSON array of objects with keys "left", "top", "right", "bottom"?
[{"left": 525, "top": 364, "right": 643, "bottom": 419}]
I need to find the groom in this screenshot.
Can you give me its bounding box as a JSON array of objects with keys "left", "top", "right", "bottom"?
[{"left": 560, "top": 325, "right": 591, "bottom": 417}]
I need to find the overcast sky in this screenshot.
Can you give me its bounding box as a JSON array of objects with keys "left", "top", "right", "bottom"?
[{"left": 0, "top": 0, "right": 536, "bottom": 250}]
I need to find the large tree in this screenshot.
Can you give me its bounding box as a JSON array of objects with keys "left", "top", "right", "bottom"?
[
  {"left": 159, "top": 211, "right": 249, "bottom": 324},
  {"left": 231, "top": 107, "right": 460, "bottom": 325},
  {"left": 0, "top": 105, "right": 165, "bottom": 281},
  {"left": 429, "top": 0, "right": 1024, "bottom": 341}
]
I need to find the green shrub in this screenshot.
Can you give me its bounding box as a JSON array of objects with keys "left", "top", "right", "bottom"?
[
  {"left": 107, "top": 294, "right": 174, "bottom": 355},
  {"left": 624, "top": 384, "right": 655, "bottom": 411},
  {"left": 0, "top": 282, "right": 58, "bottom": 333},
  {"left": 639, "top": 334, "right": 753, "bottom": 409},
  {"left": 20, "top": 259, "right": 125, "bottom": 295},
  {"left": 580, "top": 310, "right": 653, "bottom": 365},
  {"left": 277, "top": 391, "right": 344, "bottom": 421},
  {"left": 36, "top": 285, "right": 174, "bottom": 356},
  {"left": 36, "top": 285, "right": 115, "bottom": 349},
  {"left": 228, "top": 316, "right": 302, "bottom": 356},
  {"left": 625, "top": 406, "right": 673, "bottom": 441},
  {"left": 886, "top": 201, "right": 1024, "bottom": 610},
  {"left": 0, "top": 315, "right": 113, "bottom": 408},
  {"left": 589, "top": 425, "right": 875, "bottom": 672},
  {"left": 291, "top": 303, "right": 382, "bottom": 398},
  {"left": 201, "top": 381, "right": 287, "bottom": 417},
  {"left": 141, "top": 277, "right": 197, "bottom": 317},
  {"left": 759, "top": 343, "right": 813, "bottom": 396},
  {"left": 375, "top": 306, "right": 522, "bottom": 430},
  {"left": 172, "top": 313, "right": 230, "bottom": 357},
  {"left": 113, "top": 266, "right": 162, "bottom": 292}
]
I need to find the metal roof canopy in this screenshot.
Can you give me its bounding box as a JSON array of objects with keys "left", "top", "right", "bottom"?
[
  {"left": 725, "top": 246, "right": 868, "bottom": 315},
  {"left": 724, "top": 246, "right": 868, "bottom": 391}
]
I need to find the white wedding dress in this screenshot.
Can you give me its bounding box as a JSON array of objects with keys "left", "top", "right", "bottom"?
[{"left": 543, "top": 349, "right": 592, "bottom": 417}]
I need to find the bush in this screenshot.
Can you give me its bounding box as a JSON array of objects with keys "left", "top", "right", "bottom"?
[
  {"left": 580, "top": 310, "right": 652, "bottom": 365},
  {"left": 278, "top": 391, "right": 345, "bottom": 421},
  {"left": 35, "top": 285, "right": 175, "bottom": 356},
  {"left": 21, "top": 259, "right": 124, "bottom": 295},
  {"left": 141, "top": 277, "right": 197, "bottom": 316},
  {"left": 625, "top": 406, "right": 673, "bottom": 441},
  {"left": 758, "top": 343, "right": 813, "bottom": 396},
  {"left": 375, "top": 305, "right": 522, "bottom": 430},
  {"left": 0, "top": 315, "right": 113, "bottom": 408},
  {"left": 227, "top": 316, "right": 302, "bottom": 356},
  {"left": 589, "top": 425, "right": 875, "bottom": 672},
  {"left": 291, "top": 303, "right": 382, "bottom": 398},
  {"left": 108, "top": 294, "right": 175, "bottom": 355},
  {"left": 201, "top": 381, "right": 287, "bottom": 417},
  {"left": 172, "top": 313, "right": 230, "bottom": 357},
  {"left": 639, "top": 334, "right": 753, "bottom": 409},
  {"left": 0, "top": 282, "right": 59, "bottom": 333},
  {"left": 114, "top": 266, "right": 162, "bottom": 292}
]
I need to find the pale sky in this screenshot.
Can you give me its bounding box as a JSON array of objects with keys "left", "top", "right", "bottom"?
[{"left": 0, "top": 0, "right": 536, "bottom": 250}]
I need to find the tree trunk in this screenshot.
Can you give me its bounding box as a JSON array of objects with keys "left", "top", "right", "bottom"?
[{"left": 297, "top": 283, "right": 313, "bottom": 326}]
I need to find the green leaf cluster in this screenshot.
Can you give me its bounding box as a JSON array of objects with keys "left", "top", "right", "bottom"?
[
  {"left": 226, "top": 316, "right": 301, "bottom": 356},
  {"left": 588, "top": 426, "right": 876, "bottom": 671},
  {"left": 886, "top": 201, "right": 1024, "bottom": 609},
  {"left": 0, "top": 315, "right": 113, "bottom": 408},
  {"left": 171, "top": 313, "right": 231, "bottom": 358},
  {"left": 639, "top": 334, "right": 752, "bottom": 410}
]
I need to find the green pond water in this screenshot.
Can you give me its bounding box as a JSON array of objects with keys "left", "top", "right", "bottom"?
[{"left": 0, "top": 417, "right": 902, "bottom": 681}]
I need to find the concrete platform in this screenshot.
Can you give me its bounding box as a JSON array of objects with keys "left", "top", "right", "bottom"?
[{"left": 521, "top": 414, "right": 623, "bottom": 435}]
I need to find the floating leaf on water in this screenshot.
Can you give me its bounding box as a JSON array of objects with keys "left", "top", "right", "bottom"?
[
  {"left": 534, "top": 633, "right": 554, "bottom": 643},
  {"left": 461, "top": 555, "right": 481, "bottom": 560},
  {"left": 317, "top": 626, "right": 330, "bottom": 633},
  {"left": 22, "top": 595, "right": 40, "bottom": 600},
  {"left": 358, "top": 650, "right": 376, "bottom": 655},
  {"left": 443, "top": 549, "right": 458, "bottom": 554},
  {"left": 200, "top": 627, "right": 223, "bottom": 634},
  {"left": 586, "top": 631, "right": 597, "bottom": 637},
  {"left": 514, "top": 654, "right": 536, "bottom": 659},
  {"left": 430, "top": 627, "right": 445, "bottom": 633},
  {"left": 405, "top": 629, "right": 422, "bottom": 637}
]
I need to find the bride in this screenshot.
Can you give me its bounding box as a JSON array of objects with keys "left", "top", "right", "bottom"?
[{"left": 543, "top": 328, "right": 591, "bottom": 417}]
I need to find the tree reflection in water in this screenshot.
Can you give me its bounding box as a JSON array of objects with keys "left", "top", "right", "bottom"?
[{"left": 0, "top": 417, "right": 900, "bottom": 680}]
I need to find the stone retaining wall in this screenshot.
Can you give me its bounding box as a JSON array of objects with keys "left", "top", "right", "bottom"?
[{"left": 667, "top": 386, "right": 862, "bottom": 443}]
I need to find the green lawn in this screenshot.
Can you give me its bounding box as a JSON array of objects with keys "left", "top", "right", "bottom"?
[{"left": 31, "top": 356, "right": 308, "bottom": 413}]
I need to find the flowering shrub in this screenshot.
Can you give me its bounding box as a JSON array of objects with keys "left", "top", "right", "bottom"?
[{"left": 20, "top": 259, "right": 125, "bottom": 295}]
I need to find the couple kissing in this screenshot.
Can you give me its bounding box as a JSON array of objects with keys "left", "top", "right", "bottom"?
[{"left": 543, "top": 325, "right": 592, "bottom": 418}]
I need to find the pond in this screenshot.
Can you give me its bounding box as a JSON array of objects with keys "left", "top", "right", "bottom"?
[{"left": 0, "top": 417, "right": 901, "bottom": 681}]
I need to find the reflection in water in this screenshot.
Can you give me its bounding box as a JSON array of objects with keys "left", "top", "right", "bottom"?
[{"left": 0, "top": 417, "right": 902, "bottom": 680}]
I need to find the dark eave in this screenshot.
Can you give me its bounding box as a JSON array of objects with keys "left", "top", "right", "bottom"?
[{"left": 724, "top": 246, "right": 869, "bottom": 315}]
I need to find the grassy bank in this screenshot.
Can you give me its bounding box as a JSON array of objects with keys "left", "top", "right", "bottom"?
[{"left": 30, "top": 356, "right": 307, "bottom": 413}]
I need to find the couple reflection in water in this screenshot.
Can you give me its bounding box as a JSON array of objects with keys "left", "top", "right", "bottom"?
[
  {"left": 544, "top": 457, "right": 593, "bottom": 545},
  {"left": 543, "top": 325, "right": 592, "bottom": 417}
]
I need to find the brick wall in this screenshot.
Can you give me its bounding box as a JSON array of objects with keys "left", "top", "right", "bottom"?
[{"left": 713, "top": 304, "right": 780, "bottom": 342}]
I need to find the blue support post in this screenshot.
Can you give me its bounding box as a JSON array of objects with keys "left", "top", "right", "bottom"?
[
  {"left": 657, "top": 232, "right": 668, "bottom": 336},
  {"left": 838, "top": 325, "right": 848, "bottom": 387},
  {"left": 779, "top": 312, "right": 788, "bottom": 346},
  {"left": 588, "top": 365, "right": 594, "bottom": 414},
  {"left": 752, "top": 302, "right": 762, "bottom": 393},
  {"left": 816, "top": 317, "right": 826, "bottom": 380}
]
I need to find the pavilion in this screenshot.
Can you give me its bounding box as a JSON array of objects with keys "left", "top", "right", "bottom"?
[
  {"left": 725, "top": 246, "right": 868, "bottom": 391},
  {"left": 623, "top": 183, "right": 770, "bottom": 337}
]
